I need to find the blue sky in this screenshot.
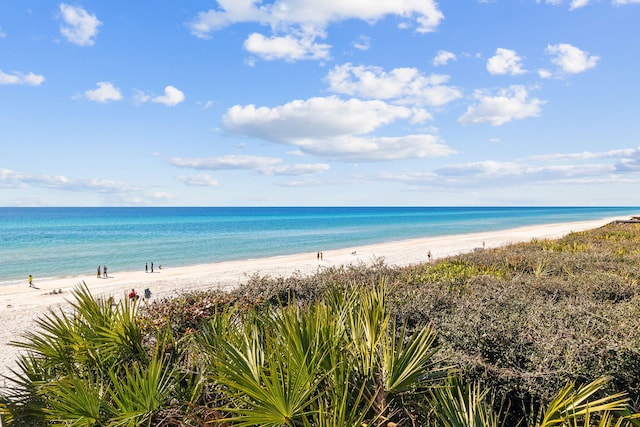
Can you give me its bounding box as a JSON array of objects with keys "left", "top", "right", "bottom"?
[{"left": 1, "top": 0, "right": 639, "bottom": 206}]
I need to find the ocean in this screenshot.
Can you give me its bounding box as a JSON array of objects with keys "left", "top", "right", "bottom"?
[{"left": 1, "top": 206, "right": 638, "bottom": 285}]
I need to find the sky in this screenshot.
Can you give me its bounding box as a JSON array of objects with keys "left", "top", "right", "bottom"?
[{"left": 1, "top": 0, "right": 640, "bottom": 207}]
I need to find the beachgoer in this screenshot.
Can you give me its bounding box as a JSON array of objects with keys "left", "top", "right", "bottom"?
[
  {"left": 103, "top": 265, "right": 107, "bottom": 278},
  {"left": 145, "top": 262, "right": 148, "bottom": 273},
  {"left": 320, "top": 252, "right": 323, "bottom": 260},
  {"left": 28, "top": 274, "right": 33, "bottom": 287},
  {"left": 427, "top": 250, "right": 431, "bottom": 262},
  {"left": 151, "top": 262, "right": 153, "bottom": 273},
  {"left": 317, "top": 251, "right": 320, "bottom": 260},
  {"left": 97, "top": 266, "right": 101, "bottom": 278},
  {"left": 128, "top": 289, "right": 138, "bottom": 302},
  {"left": 144, "top": 288, "right": 151, "bottom": 300}
]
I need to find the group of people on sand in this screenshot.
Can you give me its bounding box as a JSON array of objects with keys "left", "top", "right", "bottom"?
[
  {"left": 97, "top": 265, "right": 109, "bottom": 278},
  {"left": 145, "top": 262, "right": 155, "bottom": 273},
  {"left": 128, "top": 287, "right": 152, "bottom": 303}
]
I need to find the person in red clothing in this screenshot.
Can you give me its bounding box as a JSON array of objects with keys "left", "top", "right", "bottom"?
[{"left": 128, "top": 288, "right": 138, "bottom": 302}]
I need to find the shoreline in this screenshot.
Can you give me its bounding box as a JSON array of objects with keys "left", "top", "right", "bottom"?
[{"left": 0, "top": 215, "right": 632, "bottom": 379}]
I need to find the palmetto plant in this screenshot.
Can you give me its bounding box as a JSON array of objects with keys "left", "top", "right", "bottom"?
[
  {"left": 0, "top": 283, "right": 183, "bottom": 426},
  {"left": 194, "top": 284, "right": 453, "bottom": 426},
  {"left": 1, "top": 282, "right": 639, "bottom": 426}
]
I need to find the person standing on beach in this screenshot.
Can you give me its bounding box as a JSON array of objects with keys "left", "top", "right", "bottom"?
[
  {"left": 28, "top": 274, "right": 33, "bottom": 287},
  {"left": 97, "top": 266, "right": 101, "bottom": 278},
  {"left": 151, "top": 262, "right": 153, "bottom": 273},
  {"left": 427, "top": 250, "right": 432, "bottom": 262},
  {"left": 145, "top": 262, "right": 148, "bottom": 273},
  {"left": 103, "top": 265, "right": 108, "bottom": 278}
]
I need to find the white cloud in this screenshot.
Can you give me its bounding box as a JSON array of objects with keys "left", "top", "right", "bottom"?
[
  {"left": 224, "top": 96, "right": 413, "bottom": 141},
  {"left": 222, "top": 96, "right": 454, "bottom": 161},
  {"left": 538, "top": 69, "right": 553, "bottom": 79},
  {"left": 189, "top": 0, "right": 444, "bottom": 36},
  {"left": 0, "top": 168, "right": 149, "bottom": 194},
  {"left": 546, "top": 43, "right": 599, "bottom": 74},
  {"left": 375, "top": 145, "right": 640, "bottom": 190},
  {"left": 433, "top": 50, "right": 456, "bottom": 66},
  {"left": 352, "top": 35, "right": 371, "bottom": 51},
  {"left": 569, "top": 0, "right": 590, "bottom": 9},
  {"left": 188, "top": 0, "right": 443, "bottom": 61},
  {"left": 326, "top": 63, "right": 462, "bottom": 106},
  {"left": 58, "top": 3, "right": 101, "bottom": 46},
  {"left": 0, "top": 70, "right": 45, "bottom": 86},
  {"left": 293, "top": 134, "right": 456, "bottom": 161},
  {"left": 152, "top": 86, "right": 186, "bottom": 106},
  {"left": 244, "top": 32, "right": 331, "bottom": 61},
  {"left": 458, "top": 85, "right": 545, "bottom": 126},
  {"left": 170, "top": 155, "right": 330, "bottom": 176},
  {"left": 176, "top": 173, "right": 220, "bottom": 186},
  {"left": 538, "top": 0, "right": 639, "bottom": 6},
  {"left": 80, "top": 81, "right": 123, "bottom": 103},
  {"left": 486, "top": 48, "right": 526, "bottom": 75},
  {"left": 132, "top": 90, "right": 151, "bottom": 105}
]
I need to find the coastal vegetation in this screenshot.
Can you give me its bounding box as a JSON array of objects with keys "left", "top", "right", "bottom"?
[{"left": 2, "top": 222, "right": 640, "bottom": 425}]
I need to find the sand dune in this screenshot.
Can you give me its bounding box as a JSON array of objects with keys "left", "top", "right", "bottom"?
[{"left": 0, "top": 216, "right": 628, "bottom": 380}]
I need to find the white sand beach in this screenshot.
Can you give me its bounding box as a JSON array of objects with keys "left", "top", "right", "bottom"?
[{"left": 0, "top": 216, "right": 631, "bottom": 380}]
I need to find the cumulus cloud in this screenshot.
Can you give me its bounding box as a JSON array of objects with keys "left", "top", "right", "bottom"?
[
  {"left": 486, "top": 48, "right": 526, "bottom": 75},
  {"left": 458, "top": 85, "right": 545, "bottom": 126},
  {"left": 188, "top": 0, "right": 443, "bottom": 61},
  {"left": 569, "top": 0, "right": 590, "bottom": 9},
  {"left": 224, "top": 96, "right": 413, "bottom": 141},
  {"left": 244, "top": 32, "right": 331, "bottom": 61},
  {"left": 433, "top": 50, "right": 456, "bottom": 66},
  {"left": 326, "top": 64, "right": 462, "bottom": 106},
  {"left": 170, "top": 155, "right": 330, "bottom": 176},
  {"left": 176, "top": 173, "right": 220, "bottom": 186},
  {"left": 546, "top": 43, "right": 599, "bottom": 74},
  {"left": 152, "top": 86, "right": 186, "bottom": 106},
  {"left": 221, "top": 96, "right": 455, "bottom": 161},
  {"left": 0, "top": 70, "right": 45, "bottom": 86},
  {"left": 58, "top": 3, "right": 102, "bottom": 46},
  {"left": 189, "top": 0, "right": 443, "bottom": 36},
  {"left": 132, "top": 86, "right": 186, "bottom": 106},
  {"left": 80, "top": 81, "right": 123, "bottom": 103}
]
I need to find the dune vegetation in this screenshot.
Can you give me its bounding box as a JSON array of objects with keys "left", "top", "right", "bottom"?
[{"left": 2, "top": 222, "right": 640, "bottom": 426}]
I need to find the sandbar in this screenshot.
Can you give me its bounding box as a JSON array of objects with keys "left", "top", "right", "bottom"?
[{"left": 0, "top": 215, "right": 632, "bottom": 380}]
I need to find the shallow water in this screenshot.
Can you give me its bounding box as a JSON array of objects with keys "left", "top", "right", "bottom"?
[{"left": 1, "top": 206, "right": 637, "bottom": 284}]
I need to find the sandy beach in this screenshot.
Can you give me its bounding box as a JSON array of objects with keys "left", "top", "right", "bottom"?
[{"left": 0, "top": 215, "right": 631, "bottom": 380}]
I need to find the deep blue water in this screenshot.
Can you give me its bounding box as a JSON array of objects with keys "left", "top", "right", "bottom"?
[{"left": 0, "top": 206, "right": 638, "bottom": 284}]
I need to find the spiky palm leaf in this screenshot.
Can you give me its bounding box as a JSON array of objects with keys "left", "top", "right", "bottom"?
[
  {"left": 535, "top": 377, "right": 630, "bottom": 427},
  {"left": 41, "top": 374, "right": 110, "bottom": 426},
  {"left": 107, "top": 354, "right": 177, "bottom": 427},
  {"left": 427, "top": 376, "right": 508, "bottom": 427}
]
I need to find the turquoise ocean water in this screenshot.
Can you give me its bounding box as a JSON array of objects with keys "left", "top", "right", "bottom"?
[{"left": 1, "top": 206, "right": 638, "bottom": 285}]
